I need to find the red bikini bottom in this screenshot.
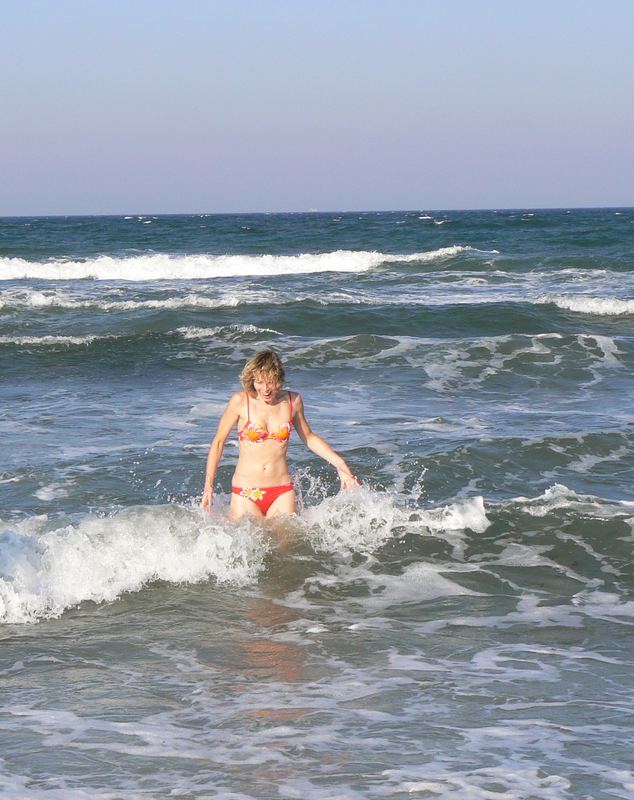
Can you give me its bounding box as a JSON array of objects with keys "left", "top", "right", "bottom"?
[{"left": 231, "top": 482, "right": 295, "bottom": 514}]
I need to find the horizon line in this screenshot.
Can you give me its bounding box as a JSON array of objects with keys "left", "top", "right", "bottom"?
[{"left": 1, "top": 204, "right": 633, "bottom": 219}]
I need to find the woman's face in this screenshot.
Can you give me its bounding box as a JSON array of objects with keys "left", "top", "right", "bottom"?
[{"left": 253, "top": 374, "right": 280, "bottom": 403}]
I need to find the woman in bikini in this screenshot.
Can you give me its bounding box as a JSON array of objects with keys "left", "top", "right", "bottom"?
[{"left": 200, "top": 350, "right": 358, "bottom": 520}]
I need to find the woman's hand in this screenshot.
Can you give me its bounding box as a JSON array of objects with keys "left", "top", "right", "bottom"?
[
  {"left": 337, "top": 467, "right": 360, "bottom": 491},
  {"left": 200, "top": 486, "right": 214, "bottom": 511}
]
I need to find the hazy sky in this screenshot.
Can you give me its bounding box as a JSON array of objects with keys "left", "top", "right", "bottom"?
[{"left": 1, "top": 1, "right": 632, "bottom": 214}]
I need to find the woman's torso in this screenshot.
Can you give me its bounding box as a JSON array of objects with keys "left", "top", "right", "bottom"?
[{"left": 232, "top": 391, "right": 294, "bottom": 487}]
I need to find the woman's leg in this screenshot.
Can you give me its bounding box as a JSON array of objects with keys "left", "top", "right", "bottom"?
[
  {"left": 266, "top": 487, "right": 297, "bottom": 518},
  {"left": 229, "top": 492, "right": 265, "bottom": 521}
]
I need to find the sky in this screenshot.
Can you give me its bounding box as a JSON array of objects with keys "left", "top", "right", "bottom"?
[{"left": 1, "top": 0, "right": 633, "bottom": 214}]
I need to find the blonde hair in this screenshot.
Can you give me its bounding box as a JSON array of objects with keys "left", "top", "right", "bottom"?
[{"left": 240, "top": 350, "right": 285, "bottom": 396}]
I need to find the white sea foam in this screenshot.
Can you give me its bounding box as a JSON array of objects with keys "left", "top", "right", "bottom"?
[
  {"left": 0, "top": 246, "right": 490, "bottom": 281},
  {"left": 0, "top": 506, "right": 268, "bottom": 624},
  {"left": 421, "top": 332, "right": 621, "bottom": 393},
  {"left": 567, "top": 445, "right": 629, "bottom": 474},
  {"left": 34, "top": 483, "right": 69, "bottom": 501},
  {"left": 578, "top": 333, "right": 621, "bottom": 366},
  {"left": 538, "top": 294, "right": 634, "bottom": 315},
  {"left": 0, "top": 289, "right": 64, "bottom": 308},
  {"left": 0, "top": 284, "right": 516, "bottom": 313},
  {"left": 291, "top": 558, "right": 482, "bottom": 616},
  {"left": 300, "top": 489, "right": 490, "bottom": 554},
  {"left": 506, "top": 483, "right": 634, "bottom": 519},
  {"left": 0, "top": 334, "right": 119, "bottom": 347},
  {"left": 0, "top": 325, "right": 276, "bottom": 350},
  {"left": 288, "top": 331, "right": 622, "bottom": 390},
  {"left": 176, "top": 323, "right": 281, "bottom": 340},
  {"left": 420, "top": 494, "right": 490, "bottom": 533},
  {"left": 361, "top": 561, "right": 482, "bottom": 609},
  {"left": 0, "top": 288, "right": 241, "bottom": 311},
  {"left": 101, "top": 294, "right": 239, "bottom": 310},
  {"left": 569, "top": 589, "right": 634, "bottom": 622}
]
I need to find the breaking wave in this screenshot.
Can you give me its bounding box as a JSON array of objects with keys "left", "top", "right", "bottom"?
[
  {"left": 538, "top": 294, "right": 634, "bottom": 316},
  {"left": 0, "top": 491, "right": 490, "bottom": 624},
  {"left": 0, "top": 246, "right": 492, "bottom": 281}
]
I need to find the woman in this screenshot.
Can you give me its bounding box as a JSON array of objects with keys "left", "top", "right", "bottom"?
[{"left": 201, "top": 350, "right": 358, "bottom": 520}]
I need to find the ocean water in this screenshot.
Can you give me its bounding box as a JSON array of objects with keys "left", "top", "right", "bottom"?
[{"left": 1, "top": 209, "right": 634, "bottom": 799}]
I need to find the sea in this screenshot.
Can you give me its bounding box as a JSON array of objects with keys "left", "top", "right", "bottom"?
[{"left": 1, "top": 208, "right": 633, "bottom": 799}]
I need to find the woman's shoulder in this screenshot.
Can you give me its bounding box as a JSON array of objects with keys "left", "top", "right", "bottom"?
[
  {"left": 227, "top": 390, "right": 246, "bottom": 409},
  {"left": 288, "top": 390, "right": 303, "bottom": 408}
]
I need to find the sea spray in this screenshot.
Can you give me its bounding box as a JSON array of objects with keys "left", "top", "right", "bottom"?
[{"left": 0, "top": 506, "right": 268, "bottom": 624}]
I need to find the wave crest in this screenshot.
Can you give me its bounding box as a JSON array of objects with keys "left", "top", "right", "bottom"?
[
  {"left": 0, "top": 247, "right": 488, "bottom": 281},
  {"left": 0, "top": 507, "right": 268, "bottom": 624},
  {"left": 538, "top": 294, "right": 634, "bottom": 316}
]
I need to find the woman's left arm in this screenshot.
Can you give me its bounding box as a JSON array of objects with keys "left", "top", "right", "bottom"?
[{"left": 292, "top": 393, "right": 359, "bottom": 490}]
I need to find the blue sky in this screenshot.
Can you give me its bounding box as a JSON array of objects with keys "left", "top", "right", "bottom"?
[{"left": 1, "top": 1, "right": 632, "bottom": 214}]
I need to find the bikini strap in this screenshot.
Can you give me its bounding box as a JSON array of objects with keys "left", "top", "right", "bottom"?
[
  {"left": 246, "top": 392, "right": 250, "bottom": 423},
  {"left": 288, "top": 391, "right": 293, "bottom": 423}
]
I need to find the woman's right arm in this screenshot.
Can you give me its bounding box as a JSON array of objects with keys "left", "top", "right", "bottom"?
[
  {"left": 292, "top": 393, "right": 359, "bottom": 491},
  {"left": 201, "top": 392, "right": 243, "bottom": 511}
]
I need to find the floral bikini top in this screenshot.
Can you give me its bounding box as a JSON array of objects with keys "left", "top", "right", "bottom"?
[{"left": 238, "top": 391, "right": 293, "bottom": 443}]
